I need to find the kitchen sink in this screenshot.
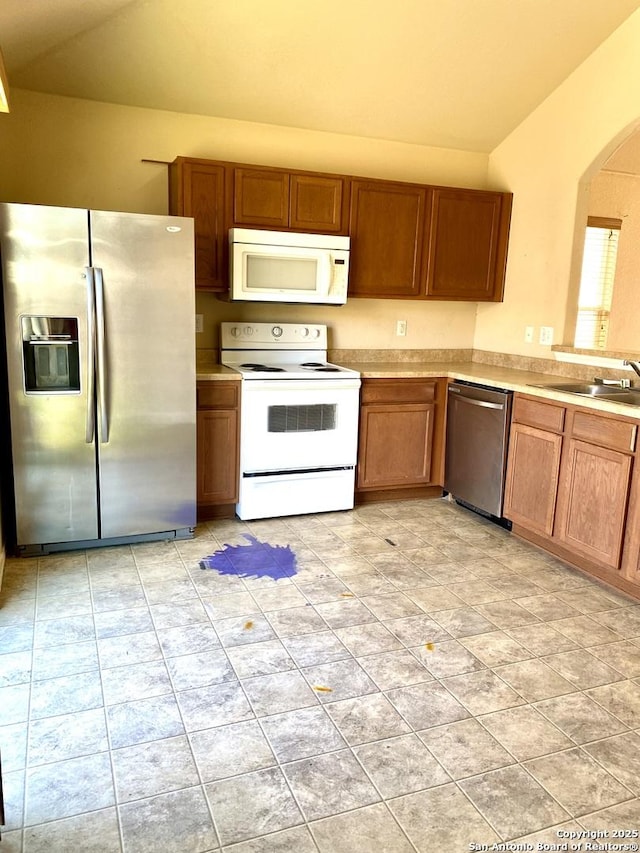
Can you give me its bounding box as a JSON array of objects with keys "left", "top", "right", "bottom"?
[
  {"left": 528, "top": 382, "right": 630, "bottom": 396},
  {"left": 594, "top": 389, "right": 640, "bottom": 406},
  {"left": 528, "top": 382, "right": 640, "bottom": 406}
]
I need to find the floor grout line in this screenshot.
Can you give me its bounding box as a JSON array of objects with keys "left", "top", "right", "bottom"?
[{"left": 2, "top": 499, "right": 640, "bottom": 850}]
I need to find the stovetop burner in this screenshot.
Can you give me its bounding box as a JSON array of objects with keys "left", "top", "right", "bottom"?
[
  {"left": 241, "top": 363, "right": 286, "bottom": 372},
  {"left": 300, "top": 362, "right": 341, "bottom": 372}
]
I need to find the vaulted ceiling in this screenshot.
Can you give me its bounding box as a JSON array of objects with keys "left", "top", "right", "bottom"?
[{"left": 1, "top": 0, "right": 639, "bottom": 153}]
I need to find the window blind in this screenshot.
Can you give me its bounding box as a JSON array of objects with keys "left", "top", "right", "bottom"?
[{"left": 574, "top": 217, "right": 621, "bottom": 349}]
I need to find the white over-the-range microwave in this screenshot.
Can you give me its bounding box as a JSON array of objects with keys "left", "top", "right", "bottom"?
[{"left": 229, "top": 227, "right": 350, "bottom": 304}]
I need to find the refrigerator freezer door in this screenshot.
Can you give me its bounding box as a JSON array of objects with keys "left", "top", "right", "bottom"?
[
  {"left": 89, "top": 210, "right": 196, "bottom": 539},
  {"left": 0, "top": 203, "right": 99, "bottom": 545}
]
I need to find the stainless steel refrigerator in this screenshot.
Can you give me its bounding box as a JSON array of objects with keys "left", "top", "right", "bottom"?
[{"left": 0, "top": 202, "right": 197, "bottom": 555}]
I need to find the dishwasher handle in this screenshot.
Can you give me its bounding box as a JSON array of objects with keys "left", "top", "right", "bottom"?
[
  {"left": 448, "top": 389, "right": 505, "bottom": 410},
  {"left": 454, "top": 396, "right": 505, "bottom": 411}
]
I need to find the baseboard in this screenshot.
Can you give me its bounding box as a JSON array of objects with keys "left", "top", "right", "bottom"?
[
  {"left": 197, "top": 503, "right": 237, "bottom": 521},
  {"left": 356, "top": 486, "right": 444, "bottom": 504}
]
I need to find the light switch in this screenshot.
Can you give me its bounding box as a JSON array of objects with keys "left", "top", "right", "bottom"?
[{"left": 195, "top": 314, "right": 204, "bottom": 334}]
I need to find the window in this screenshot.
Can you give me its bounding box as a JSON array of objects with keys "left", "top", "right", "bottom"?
[{"left": 574, "top": 216, "right": 621, "bottom": 349}]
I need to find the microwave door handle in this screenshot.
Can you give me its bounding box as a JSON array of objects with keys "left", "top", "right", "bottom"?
[{"left": 317, "top": 253, "right": 332, "bottom": 296}]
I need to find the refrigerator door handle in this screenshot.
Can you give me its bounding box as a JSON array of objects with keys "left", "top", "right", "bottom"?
[
  {"left": 94, "top": 267, "right": 109, "bottom": 443},
  {"left": 85, "top": 267, "right": 96, "bottom": 443}
]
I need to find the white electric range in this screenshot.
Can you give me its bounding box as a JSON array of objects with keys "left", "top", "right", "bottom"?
[{"left": 220, "top": 322, "right": 361, "bottom": 520}]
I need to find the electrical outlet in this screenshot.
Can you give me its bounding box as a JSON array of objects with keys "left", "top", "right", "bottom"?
[
  {"left": 396, "top": 320, "right": 407, "bottom": 337},
  {"left": 524, "top": 326, "right": 534, "bottom": 343},
  {"left": 195, "top": 314, "right": 204, "bottom": 333},
  {"left": 539, "top": 326, "right": 554, "bottom": 345}
]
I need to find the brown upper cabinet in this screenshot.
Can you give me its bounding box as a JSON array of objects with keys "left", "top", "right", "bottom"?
[
  {"left": 169, "top": 158, "right": 228, "bottom": 291},
  {"left": 348, "top": 181, "right": 429, "bottom": 298},
  {"left": 233, "top": 168, "right": 347, "bottom": 233},
  {"left": 426, "top": 188, "right": 512, "bottom": 301},
  {"left": 169, "top": 156, "right": 512, "bottom": 300},
  {"left": 233, "top": 168, "right": 289, "bottom": 228},
  {"left": 349, "top": 182, "right": 511, "bottom": 301}
]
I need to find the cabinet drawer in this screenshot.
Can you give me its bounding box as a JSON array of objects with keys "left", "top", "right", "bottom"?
[
  {"left": 197, "top": 382, "right": 239, "bottom": 410},
  {"left": 513, "top": 396, "right": 565, "bottom": 432},
  {"left": 361, "top": 379, "right": 437, "bottom": 405},
  {"left": 571, "top": 411, "right": 636, "bottom": 453}
]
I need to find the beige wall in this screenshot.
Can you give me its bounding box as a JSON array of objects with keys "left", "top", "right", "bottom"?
[
  {"left": 195, "top": 293, "right": 478, "bottom": 352},
  {"left": 0, "top": 88, "right": 490, "bottom": 352},
  {"left": 477, "top": 9, "right": 640, "bottom": 359},
  {"left": 5, "top": 0, "right": 640, "bottom": 363}
]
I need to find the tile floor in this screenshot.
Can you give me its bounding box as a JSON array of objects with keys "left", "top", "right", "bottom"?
[{"left": 1, "top": 497, "right": 640, "bottom": 852}]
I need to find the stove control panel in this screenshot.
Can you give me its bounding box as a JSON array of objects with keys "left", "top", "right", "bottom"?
[{"left": 221, "top": 322, "right": 328, "bottom": 349}]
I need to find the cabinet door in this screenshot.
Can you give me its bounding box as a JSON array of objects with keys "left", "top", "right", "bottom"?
[
  {"left": 503, "top": 423, "right": 562, "bottom": 537},
  {"left": 555, "top": 438, "right": 632, "bottom": 571},
  {"left": 233, "top": 168, "right": 289, "bottom": 227},
  {"left": 348, "top": 181, "right": 428, "bottom": 298},
  {"left": 357, "top": 403, "right": 434, "bottom": 488},
  {"left": 621, "top": 462, "right": 640, "bottom": 586},
  {"left": 170, "top": 161, "right": 227, "bottom": 291},
  {"left": 197, "top": 409, "right": 239, "bottom": 504},
  {"left": 289, "top": 174, "right": 346, "bottom": 232},
  {"left": 425, "top": 188, "right": 510, "bottom": 301}
]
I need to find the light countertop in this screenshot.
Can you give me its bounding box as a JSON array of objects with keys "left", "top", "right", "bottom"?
[
  {"left": 196, "top": 364, "right": 242, "bottom": 381},
  {"left": 196, "top": 358, "right": 640, "bottom": 419},
  {"left": 344, "top": 360, "right": 640, "bottom": 418}
]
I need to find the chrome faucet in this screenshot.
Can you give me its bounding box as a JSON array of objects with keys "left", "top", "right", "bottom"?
[
  {"left": 594, "top": 376, "right": 630, "bottom": 387},
  {"left": 623, "top": 360, "right": 640, "bottom": 379}
]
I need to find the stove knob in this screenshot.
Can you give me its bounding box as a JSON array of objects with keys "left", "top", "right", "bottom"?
[
  {"left": 300, "top": 327, "right": 310, "bottom": 338},
  {"left": 272, "top": 326, "right": 283, "bottom": 338},
  {"left": 243, "top": 326, "right": 253, "bottom": 336},
  {"left": 230, "top": 326, "right": 242, "bottom": 337},
  {"left": 311, "top": 328, "right": 321, "bottom": 339}
]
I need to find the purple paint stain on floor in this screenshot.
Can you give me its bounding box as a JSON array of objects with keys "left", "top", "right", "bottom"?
[{"left": 199, "top": 534, "right": 297, "bottom": 581}]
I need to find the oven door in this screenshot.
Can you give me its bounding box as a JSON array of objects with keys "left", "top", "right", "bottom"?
[{"left": 240, "top": 379, "right": 360, "bottom": 473}]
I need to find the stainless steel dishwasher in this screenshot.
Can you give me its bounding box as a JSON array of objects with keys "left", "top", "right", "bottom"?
[{"left": 444, "top": 381, "right": 513, "bottom": 524}]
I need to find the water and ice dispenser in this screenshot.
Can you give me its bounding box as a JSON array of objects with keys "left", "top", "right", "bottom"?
[{"left": 21, "top": 316, "right": 80, "bottom": 393}]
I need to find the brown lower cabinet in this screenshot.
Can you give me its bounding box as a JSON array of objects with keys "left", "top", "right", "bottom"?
[
  {"left": 196, "top": 381, "right": 240, "bottom": 519},
  {"left": 504, "top": 393, "right": 640, "bottom": 595},
  {"left": 503, "top": 397, "right": 565, "bottom": 537},
  {"left": 356, "top": 378, "right": 446, "bottom": 501}
]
